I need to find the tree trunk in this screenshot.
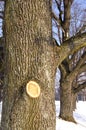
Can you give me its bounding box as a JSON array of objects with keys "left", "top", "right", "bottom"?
[
  {"left": 72, "top": 93, "right": 77, "bottom": 110},
  {"left": 58, "top": 0, "right": 76, "bottom": 122},
  {"left": 59, "top": 80, "right": 76, "bottom": 122},
  {"left": 1, "top": 0, "right": 56, "bottom": 130}
]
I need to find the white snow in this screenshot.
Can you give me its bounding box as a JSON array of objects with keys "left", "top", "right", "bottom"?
[
  {"left": 56, "top": 101, "right": 86, "bottom": 130},
  {"left": 0, "top": 101, "right": 86, "bottom": 130}
]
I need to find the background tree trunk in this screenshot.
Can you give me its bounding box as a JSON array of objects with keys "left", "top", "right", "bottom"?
[
  {"left": 1, "top": 0, "right": 56, "bottom": 130},
  {"left": 59, "top": 79, "right": 75, "bottom": 122},
  {"left": 59, "top": 0, "right": 75, "bottom": 122}
]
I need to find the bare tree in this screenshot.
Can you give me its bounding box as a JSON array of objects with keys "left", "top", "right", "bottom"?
[
  {"left": 52, "top": 0, "right": 86, "bottom": 122},
  {"left": 0, "top": 0, "right": 86, "bottom": 129}
]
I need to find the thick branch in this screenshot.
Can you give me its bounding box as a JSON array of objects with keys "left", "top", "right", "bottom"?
[
  {"left": 72, "top": 64, "right": 86, "bottom": 88},
  {"left": 62, "top": 0, "right": 73, "bottom": 39},
  {"left": 65, "top": 32, "right": 86, "bottom": 54},
  {"left": 73, "top": 82, "right": 86, "bottom": 93},
  {"left": 66, "top": 52, "right": 86, "bottom": 81},
  {"left": 56, "top": 32, "right": 86, "bottom": 67},
  {"left": 78, "top": 64, "right": 86, "bottom": 76},
  {"left": 59, "top": 64, "right": 67, "bottom": 79}
]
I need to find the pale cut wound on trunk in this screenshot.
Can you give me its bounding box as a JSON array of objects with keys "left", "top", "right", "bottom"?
[{"left": 26, "top": 81, "right": 40, "bottom": 98}]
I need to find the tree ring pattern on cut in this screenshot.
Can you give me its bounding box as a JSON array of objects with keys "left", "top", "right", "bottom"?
[{"left": 26, "top": 81, "right": 40, "bottom": 98}]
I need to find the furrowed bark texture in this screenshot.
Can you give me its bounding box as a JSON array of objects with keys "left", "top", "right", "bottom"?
[
  {"left": 59, "top": 78, "right": 76, "bottom": 122},
  {"left": 59, "top": 51, "right": 86, "bottom": 122},
  {"left": 1, "top": 0, "right": 56, "bottom": 130},
  {"left": 58, "top": 0, "right": 76, "bottom": 122}
]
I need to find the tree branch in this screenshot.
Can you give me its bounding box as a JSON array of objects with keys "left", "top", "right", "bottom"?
[
  {"left": 55, "top": 32, "right": 86, "bottom": 67},
  {"left": 78, "top": 64, "right": 86, "bottom": 76},
  {"left": 59, "top": 63, "right": 67, "bottom": 79},
  {"left": 66, "top": 52, "right": 86, "bottom": 81},
  {"left": 52, "top": 12, "right": 60, "bottom": 25},
  {"left": 73, "top": 82, "right": 86, "bottom": 93},
  {"left": 52, "top": 12, "right": 64, "bottom": 33},
  {"left": 72, "top": 63, "right": 86, "bottom": 88}
]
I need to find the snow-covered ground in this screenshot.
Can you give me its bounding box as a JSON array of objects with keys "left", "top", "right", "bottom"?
[
  {"left": 0, "top": 101, "right": 86, "bottom": 130},
  {"left": 56, "top": 101, "right": 86, "bottom": 130}
]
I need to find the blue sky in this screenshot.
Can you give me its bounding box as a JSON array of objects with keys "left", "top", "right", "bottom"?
[
  {"left": 52, "top": 0, "right": 86, "bottom": 42},
  {"left": 0, "top": 1, "right": 4, "bottom": 37}
]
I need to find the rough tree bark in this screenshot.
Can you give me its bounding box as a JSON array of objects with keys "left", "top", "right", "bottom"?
[
  {"left": 54, "top": 0, "right": 86, "bottom": 122},
  {"left": 60, "top": 80, "right": 76, "bottom": 122},
  {"left": 59, "top": 51, "right": 86, "bottom": 122},
  {"left": 1, "top": 0, "right": 86, "bottom": 129},
  {"left": 59, "top": 62, "right": 76, "bottom": 122},
  {"left": 58, "top": 0, "right": 76, "bottom": 122},
  {"left": 1, "top": 0, "right": 56, "bottom": 130}
]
